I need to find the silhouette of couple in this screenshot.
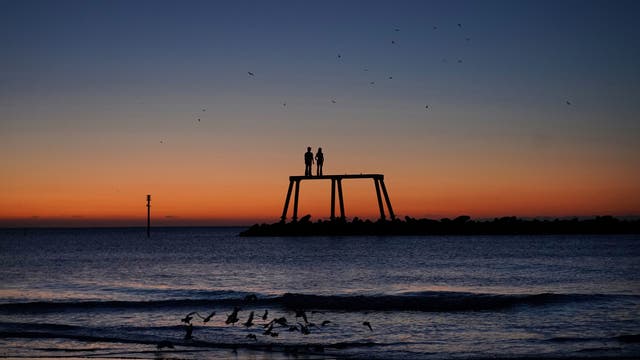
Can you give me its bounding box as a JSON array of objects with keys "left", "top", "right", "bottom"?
[{"left": 304, "top": 147, "right": 324, "bottom": 176}]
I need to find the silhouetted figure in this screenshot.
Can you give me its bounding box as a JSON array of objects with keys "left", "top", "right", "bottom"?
[
  {"left": 304, "top": 147, "right": 314, "bottom": 176},
  {"left": 315, "top": 148, "right": 324, "bottom": 176},
  {"left": 295, "top": 309, "right": 308, "bottom": 324},
  {"left": 262, "top": 310, "right": 268, "bottom": 321}
]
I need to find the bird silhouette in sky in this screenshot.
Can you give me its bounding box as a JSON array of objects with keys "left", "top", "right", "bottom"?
[
  {"left": 247, "top": 71, "right": 255, "bottom": 76},
  {"left": 337, "top": 54, "right": 342, "bottom": 59},
  {"left": 197, "top": 118, "right": 201, "bottom": 122},
  {"left": 388, "top": 76, "right": 393, "bottom": 80},
  {"left": 394, "top": 28, "right": 400, "bottom": 32},
  {"left": 226, "top": 307, "right": 241, "bottom": 325},
  {"left": 331, "top": 99, "right": 337, "bottom": 104},
  {"left": 282, "top": 102, "right": 287, "bottom": 107},
  {"left": 391, "top": 40, "right": 396, "bottom": 44},
  {"left": 181, "top": 311, "right": 198, "bottom": 324},
  {"left": 566, "top": 100, "right": 572, "bottom": 105},
  {"left": 370, "top": 81, "right": 376, "bottom": 85},
  {"left": 433, "top": 25, "right": 438, "bottom": 30},
  {"left": 202, "top": 108, "right": 206, "bottom": 112},
  {"left": 458, "top": 23, "right": 463, "bottom": 28}
]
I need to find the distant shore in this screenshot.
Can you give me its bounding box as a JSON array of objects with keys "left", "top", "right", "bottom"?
[{"left": 240, "top": 215, "right": 640, "bottom": 236}]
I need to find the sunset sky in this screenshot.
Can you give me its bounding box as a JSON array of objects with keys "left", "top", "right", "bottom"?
[{"left": 2, "top": 0, "right": 639, "bottom": 226}]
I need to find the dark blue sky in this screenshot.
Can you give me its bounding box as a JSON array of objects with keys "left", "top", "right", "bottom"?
[{"left": 2, "top": 0, "right": 640, "bottom": 223}]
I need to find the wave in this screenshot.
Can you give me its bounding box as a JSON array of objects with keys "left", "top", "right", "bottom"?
[{"left": 0, "top": 291, "right": 632, "bottom": 313}]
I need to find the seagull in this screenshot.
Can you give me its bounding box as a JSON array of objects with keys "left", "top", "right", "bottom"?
[
  {"left": 295, "top": 310, "right": 308, "bottom": 324},
  {"left": 370, "top": 81, "right": 376, "bottom": 85},
  {"left": 457, "top": 59, "right": 463, "bottom": 63},
  {"left": 197, "top": 118, "right": 201, "bottom": 122},
  {"left": 388, "top": 76, "right": 393, "bottom": 80},
  {"left": 433, "top": 26, "right": 438, "bottom": 30},
  {"left": 156, "top": 340, "right": 174, "bottom": 349},
  {"left": 331, "top": 99, "right": 337, "bottom": 104},
  {"left": 394, "top": 28, "right": 400, "bottom": 32},
  {"left": 200, "top": 311, "right": 216, "bottom": 323},
  {"left": 262, "top": 310, "right": 268, "bottom": 321},
  {"left": 160, "top": 140, "right": 164, "bottom": 144},
  {"left": 457, "top": 23, "right": 462, "bottom": 28},
  {"left": 391, "top": 40, "right": 396, "bottom": 45},
  {"left": 425, "top": 105, "right": 430, "bottom": 109},
  {"left": 337, "top": 54, "right": 342, "bottom": 59},
  {"left": 184, "top": 323, "right": 194, "bottom": 340},
  {"left": 282, "top": 102, "right": 287, "bottom": 107},
  {"left": 465, "top": 37, "right": 471, "bottom": 41},
  {"left": 181, "top": 312, "right": 198, "bottom": 324},
  {"left": 363, "top": 68, "right": 369, "bottom": 72},
  {"left": 363, "top": 321, "right": 373, "bottom": 331},
  {"left": 248, "top": 71, "right": 255, "bottom": 76},
  {"left": 566, "top": 100, "right": 572, "bottom": 105},
  {"left": 202, "top": 108, "right": 206, "bottom": 112},
  {"left": 243, "top": 311, "right": 255, "bottom": 328},
  {"left": 225, "top": 307, "right": 241, "bottom": 325}
]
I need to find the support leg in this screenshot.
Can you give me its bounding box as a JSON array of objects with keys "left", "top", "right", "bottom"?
[
  {"left": 337, "top": 179, "right": 345, "bottom": 220},
  {"left": 292, "top": 179, "right": 301, "bottom": 221},
  {"left": 330, "top": 178, "right": 336, "bottom": 220},
  {"left": 380, "top": 179, "right": 395, "bottom": 220},
  {"left": 374, "top": 178, "right": 386, "bottom": 220},
  {"left": 281, "top": 180, "right": 294, "bottom": 222}
]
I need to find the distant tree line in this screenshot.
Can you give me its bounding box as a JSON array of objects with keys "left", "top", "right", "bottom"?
[{"left": 240, "top": 215, "right": 640, "bottom": 236}]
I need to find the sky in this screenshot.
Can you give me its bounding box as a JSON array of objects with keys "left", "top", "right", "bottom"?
[{"left": 1, "top": 0, "right": 639, "bottom": 227}]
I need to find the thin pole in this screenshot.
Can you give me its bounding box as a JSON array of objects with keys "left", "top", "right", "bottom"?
[
  {"left": 330, "top": 178, "right": 336, "bottom": 220},
  {"left": 337, "top": 179, "right": 345, "bottom": 220},
  {"left": 380, "top": 179, "right": 395, "bottom": 220},
  {"left": 374, "top": 178, "right": 386, "bottom": 220},
  {"left": 146, "top": 194, "right": 151, "bottom": 237},
  {"left": 281, "top": 180, "right": 294, "bottom": 222},
  {"left": 292, "top": 179, "right": 301, "bottom": 221}
]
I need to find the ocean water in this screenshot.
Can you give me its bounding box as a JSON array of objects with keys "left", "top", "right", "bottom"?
[{"left": 0, "top": 227, "right": 639, "bottom": 359}]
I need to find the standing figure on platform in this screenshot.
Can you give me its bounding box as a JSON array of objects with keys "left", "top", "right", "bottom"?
[
  {"left": 304, "top": 147, "right": 314, "bottom": 176},
  {"left": 315, "top": 147, "right": 324, "bottom": 176}
]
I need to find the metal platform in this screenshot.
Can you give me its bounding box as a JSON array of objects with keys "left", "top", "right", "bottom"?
[{"left": 281, "top": 174, "right": 395, "bottom": 221}]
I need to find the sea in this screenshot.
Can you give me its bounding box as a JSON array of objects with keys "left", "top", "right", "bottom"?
[{"left": 0, "top": 227, "right": 639, "bottom": 359}]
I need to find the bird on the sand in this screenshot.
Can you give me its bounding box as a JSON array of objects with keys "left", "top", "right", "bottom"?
[
  {"left": 243, "top": 311, "right": 255, "bottom": 328},
  {"left": 363, "top": 321, "right": 373, "bottom": 331}
]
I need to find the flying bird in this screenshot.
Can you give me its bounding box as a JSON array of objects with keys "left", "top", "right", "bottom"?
[
  {"left": 331, "top": 99, "right": 337, "bottom": 104},
  {"left": 197, "top": 118, "right": 201, "bottom": 122},
  {"left": 225, "top": 307, "right": 241, "bottom": 325},
  {"left": 425, "top": 105, "right": 430, "bottom": 109},
  {"left": 202, "top": 108, "right": 206, "bottom": 112},
  {"left": 363, "top": 321, "right": 373, "bottom": 331},
  {"left": 388, "top": 76, "right": 393, "bottom": 80},
  {"left": 458, "top": 23, "right": 462, "bottom": 28},
  {"left": 201, "top": 311, "right": 216, "bottom": 323},
  {"left": 181, "top": 312, "right": 198, "bottom": 324},
  {"left": 243, "top": 311, "right": 255, "bottom": 328},
  {"left": 566, "top": 100, "right": 572, "bottom": 105},
  {"left": 394, "top": 28, "right": 400, "bottom": 32},
  {"left": 337, "top": 54, "right": 342, "bottom": 59},
  {"left": 370, "top": 81, "right": 376, "bottom": 85},
  {"left": 282, "top": 102, "right": 287, "bottom": 107},
  {"left": 457, "top": 59, "right": 463, "bottom": 63},
  {"left": 248, "top": 71, "right": 255, "bottom": 76},
  {"left": 391, "top": 40, "right": 396, "bottom": 44},
  {"left": 433, "top": 26, "right": 438, "bottom": 30}
]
